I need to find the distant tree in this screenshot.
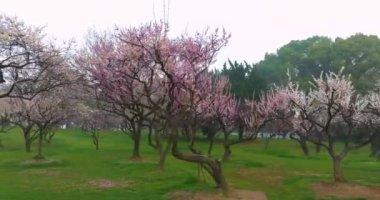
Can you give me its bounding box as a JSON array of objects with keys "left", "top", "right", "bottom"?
[
  {"left": 27, "top": 88, "right": 73, "bottom": 159},
  {"left": 219, "top": 60, "right": 254, "bottom": 99},
  {"left": 242, "top": 86, "right": 293, "bottom": 148},
  {"left": 333, "top": 34, "right": 380, "bottom": 92},
  {"left": 77, "top": 104, "right": 121, "bottom": 150},
  {"left": 218, "top": 59, "right": 279, "bottom": 99},
  {"left": 253, "top": 34, "right": 380, "bottom": 93},
  {"left": 254, "top": 36, "right": 335, "bottom": 90}
]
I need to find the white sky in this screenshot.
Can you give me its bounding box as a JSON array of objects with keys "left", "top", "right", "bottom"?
[{"left": 1, "top": 0, "right": 380, "bottom": 68}]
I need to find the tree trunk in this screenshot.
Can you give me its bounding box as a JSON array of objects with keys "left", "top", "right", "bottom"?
[
  {"left": 316, "top": 133, "right": 322, "bottom": 153},
  {"left": 207, "top": 135, "right": 215, "bottom": 155},
  {"left": 316, "top": 144, "right": 322, "bottom": 153},
  {"left": 300, "top": 140, "right": 309, "bottom": 156},
  {"left": 148, "top": 127, "right": 167, "bottom": 170},
  {"left": 238, "top": 125, "right": 244, "bottom": 141},
  {"left": 92, "top": 131, "right": 99, "bottom": 150},
  {"left": 25, "top": 139, "right": 32, "bottom": 153},
  {"left": 35, "top": 130, "right": 44, "bottom": 159},
  {"left": 22, "top": 126, "right": 34, "bottom": 153},
  {"left": 131, "top": 126, "right": 141, "bottom": 159},
  {"left": 201, "top": 159, "right": 228, "bottom": 190},
  {"left": 44, "top": 131, "right": 55, "bottom": 144},
  {"left": 148, "top": 125, "right": 158, "bottom": 150},
  {"left": 187, "top": 128, "right": 200, "bottom": 154},
  {"left": 370, "top": 132, "right": 380, "bottom": 157},
  {"left": 222, "top": 133, "right": 231, "bottom": 161},
  {"left": 332, "top": 157, "right": 345, "bottom": 182},
  {"left": 157, "top": 139, "right": 172, "bottom": 170},
  {"left": 171, "top": 127, "right": 228, "bottom": 191},
  {"left": 172, "top": 141, "right": 228, "bottom": 191},
  {"left": 222, "top": 144, "right": 231, "bottom": 162},
  {"left": 94, "top": 138, "right": 99, "bottom": 150}
]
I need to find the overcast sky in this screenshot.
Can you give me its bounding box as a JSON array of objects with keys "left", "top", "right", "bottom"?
[{"left": 1, "top": 0, "right": 379, "bottom": 68}]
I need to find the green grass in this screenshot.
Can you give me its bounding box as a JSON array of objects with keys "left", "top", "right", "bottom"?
[{"left": 0, "top": 128, "right": 379, "bottom": 200}]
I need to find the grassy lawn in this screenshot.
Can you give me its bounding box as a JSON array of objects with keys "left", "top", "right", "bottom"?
[{"left": 0, "top": 128, "right": 379, "bottom": 200}]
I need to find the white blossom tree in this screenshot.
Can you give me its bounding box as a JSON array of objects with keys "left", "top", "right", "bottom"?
[
  {"left": 0, "top": 14, "right": 73, "bottom": 99},
  {"left": 285, "top": 70, "right": 378, "bottom": 182}
]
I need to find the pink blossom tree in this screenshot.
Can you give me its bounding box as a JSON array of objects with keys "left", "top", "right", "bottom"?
[
  {"left": 81, "top": 22, "right": 231, "bottom": 190},
  {"left": 250, "top": 87, "right": 310, "bottom": 155},
  {"left": 198, "top": 76, "right": 240, "bottom": 160},
  {"left": 116, "top": 23, "right": 230, "bottom": 189},
  {"left": 78, "top": 30, "right": 156, "bottom": 159}
]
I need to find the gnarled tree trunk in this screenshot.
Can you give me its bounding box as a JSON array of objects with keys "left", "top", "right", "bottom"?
[{"left": 171, "top": 127, "right": 228, "bottom": 191}]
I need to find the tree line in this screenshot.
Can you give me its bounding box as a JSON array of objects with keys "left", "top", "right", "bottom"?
[{"left": 218, "top": 34, "right": 380, "bottom": 98}]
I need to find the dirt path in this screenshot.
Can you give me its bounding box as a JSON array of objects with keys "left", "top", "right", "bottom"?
[
  {"left": 314, "top": 182, "right": 380, "bottom": 200},
  {"left": 169, "top": 189, "right": 267, "bottom": 200}
]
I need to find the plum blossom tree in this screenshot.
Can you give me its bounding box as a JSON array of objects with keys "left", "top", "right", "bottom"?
[
  {"left": 361, "top": 92, "right": 380, "bottom": 159},
  {"left": 0, "top": 14, "right": 73, "bottom": 99},
  {"left": 244, "top": 86, "right": 292, "bottom": 134},
  {"left": 82, "top": 22, "right": 231, "bottom": 190},
  {"left": 27, "top": 88, "right": 73, "bottom": 159},
  {"left": 4, "top": 98, "right": 38, "bottom": 152},
  {"left": 198, "top": 76, "right": 239, "bottom": 161},
  {"left": 285, "top": 70, "right": 378, "bottom": 182},
  {"left": 78, "top": 30, "right": 156, "bottom": 159},
  {"left": 228, "top": 85, "right": 295, "bottom": 157},
  {"left": 1, "top": 90, "right": 70, "bottom": 158},
  {"left": 76, "top": 104, "right": 122, "bottom": 150}
]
